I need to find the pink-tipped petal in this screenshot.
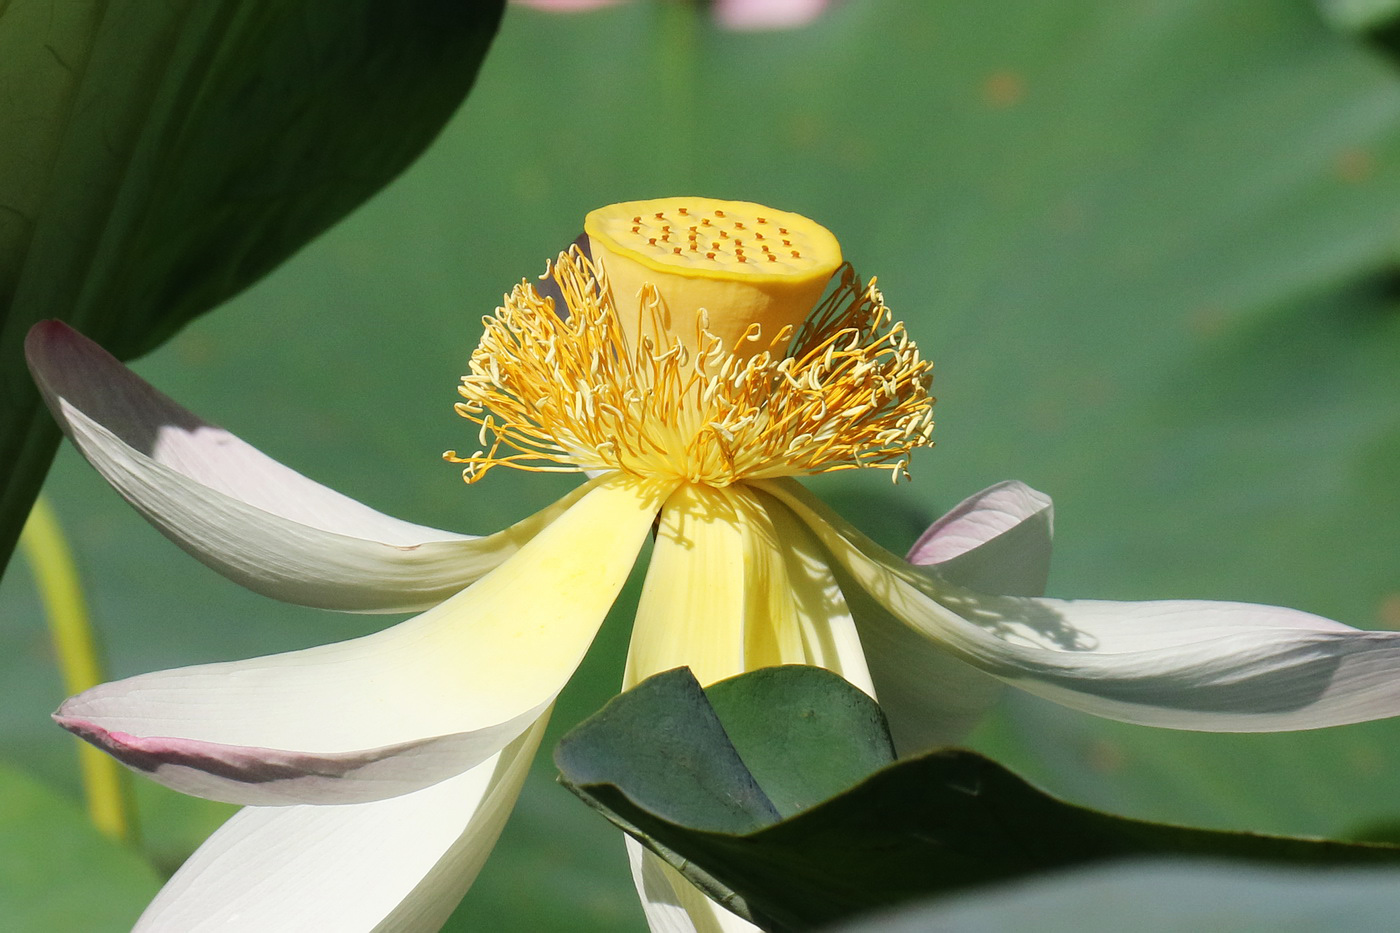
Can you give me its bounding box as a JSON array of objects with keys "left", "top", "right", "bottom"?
[
  {"left": 865, "top": 481, "right": 1050, "bottom": 748},
  {"left": 134, "top": 716, "right": 545, "bottom": 932},
  {"left": 907, "top": 480, "right": 1053, "bottom": 597},
  {"left": 764, "top": 477, "right": 1400, "bottom": 733},
  {"left": 57, "top": 476, "right": 664, "bottom": 805},
  {"left": 712, "top": 0, "right": 831, "bottom": 31},
  {"left": 25, "top": 321, "right": 580, "bottom": 612}
]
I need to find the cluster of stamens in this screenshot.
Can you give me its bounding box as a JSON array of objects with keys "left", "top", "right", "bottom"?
[{"left": 446, "top": 250, "right": 935, "bottom": 487}]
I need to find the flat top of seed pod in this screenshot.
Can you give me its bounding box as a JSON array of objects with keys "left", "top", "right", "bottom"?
[{"left": 584, "top": 197, "right": 842, "bottom": 285}]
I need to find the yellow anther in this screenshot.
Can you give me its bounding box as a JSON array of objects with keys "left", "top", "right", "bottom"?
[{"left": 450, "top": 246, "right": 932, "bottom": 487}]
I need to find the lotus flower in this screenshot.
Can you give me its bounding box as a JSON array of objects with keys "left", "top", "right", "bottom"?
[{"left": 27, "top": 197, "right": 1400, "bottom": 932}]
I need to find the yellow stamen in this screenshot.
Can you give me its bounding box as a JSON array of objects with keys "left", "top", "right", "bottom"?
[{"left": 446, "top": 241, "right": 935, "bottom": 488}]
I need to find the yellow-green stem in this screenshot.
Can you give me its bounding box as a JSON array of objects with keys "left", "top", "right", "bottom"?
[{"left": 20, "top": 497, "right": 138, "bottom": 844}]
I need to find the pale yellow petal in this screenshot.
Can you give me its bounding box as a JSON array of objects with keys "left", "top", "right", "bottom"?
[
  {"left": 757, "top": 490, "right": 874, "bottom": 696},
  {"left": 628, "top": 838, "right": 759, "bottom": 933},
  {"left": 59, "top": 475, "right": 670, "bottom": 806},
  {"left": 626, "top": 484, "right": 750, "bottom": 688},
  {"left": 625, "top": 483, "right": 871, "bottom": 692}
]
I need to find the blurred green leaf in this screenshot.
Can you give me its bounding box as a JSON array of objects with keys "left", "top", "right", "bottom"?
[
  {"left": 1318, "top": 0, "right": 1400, "bottom": 33},
  {"left": 0, "top": 762, "right": 161, "bottom": 932},
  {"left": 1319, "top": 0, "right": 1400, "bottom": 67},
  {"left": 558, "top": 668, "right": 1400, "bottom": 932},
  {"left": 0, "top": 0, "right": 505, "bottom": 567},
  {"left": 829, "top": 858, "right": 1400, "bottom": 933}
]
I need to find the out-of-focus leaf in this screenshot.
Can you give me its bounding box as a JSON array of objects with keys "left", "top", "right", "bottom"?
[
  {"left": 0, "top": 0, "right": 505, "bottom": 567},
  {"left": 1319, "top": 0, "right": 1400, "bottom": 64},
  {"left": 1319, "top": 0, "right": 1400, "bottom": 33},
  {"left": 557, "top": 668, "right": 1400, "bottom": 932},
  {"left": 0, "top": 761, "right": 161, "bottom": 932},
  {"left": 829, "top": 858, "right": 1400, "bottom": 933}
]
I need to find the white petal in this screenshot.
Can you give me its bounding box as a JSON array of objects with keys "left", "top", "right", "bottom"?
[
  {"left": 26, "top": 320, "right": 578, "bottom": 612},
  {"left": 57, "top": 476, "right": 664, "bottom": 805},
  {"left": 762, "top": 478, "right": 1400, "bottom": 732},
  {"left": 830, "top": 575, "right": 1005, "bottom": 753},
  {"left": 760, "top": 487, "right": 1001, "bottom": 751},
  {"left": 628, "top": 838, "right": 758, "bottom": 933},
  {"left": 136, "top": 715, "right": 546, "bottom": 932},
  {"left": 712, "top": 0, "right": 830, "bottom": 31},
  {"left": 907, "top": 480, "right": 1054, "bottom": 597},
  {"left": 874, "top": 480, "right": 1051, "bottom": 748},
  {"left": 624, "top": 484, "right": 871, "bottom": 694}
]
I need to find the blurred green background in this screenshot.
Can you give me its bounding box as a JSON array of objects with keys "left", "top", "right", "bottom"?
[{"left": 4, "top": 0, "right": 1400, "bottom": 929}]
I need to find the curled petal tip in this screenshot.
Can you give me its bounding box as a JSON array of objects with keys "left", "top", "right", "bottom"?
[{"left": 54, "top": 713, "right": 380, "bottom": 790}]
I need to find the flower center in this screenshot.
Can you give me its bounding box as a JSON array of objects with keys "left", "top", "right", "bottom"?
[{"left": 445, "top": 198, "right": 935, "bottom": 488}]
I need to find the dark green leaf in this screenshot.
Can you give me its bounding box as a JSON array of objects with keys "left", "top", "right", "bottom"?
[
  {"left": 0, "top": 0, "right": 505, "bottom": 566},
  {"left": 703, "top": 665, "right": 895, "bottom": 818},
  {"left": 558, "top": 667, "right": 1400, "bottom": 932},
  {"left": 555, "top": 666, "right": 780, "bottom": 835}
]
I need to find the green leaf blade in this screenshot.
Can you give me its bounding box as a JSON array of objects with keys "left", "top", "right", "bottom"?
[
  {"left": 0, "top": 0, "right": 505, "bottom": 566},
  {"left": 560, "top": 668, "right": 1400, "bottom": 932},
  {"left": 704, "top": 665, "right": 896, "bottom": 819},
  {"left": 555, "top": 667, "right": 782, "bottom": 835}
]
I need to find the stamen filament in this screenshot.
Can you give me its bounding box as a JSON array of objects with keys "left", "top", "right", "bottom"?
[{"left": 448, "top": 250, "right": 934, "bottom": 487}]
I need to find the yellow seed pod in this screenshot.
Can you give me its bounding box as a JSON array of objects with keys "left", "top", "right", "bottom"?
[{"left": 584, "top": 197, "right": 842, "bottom": 358}]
